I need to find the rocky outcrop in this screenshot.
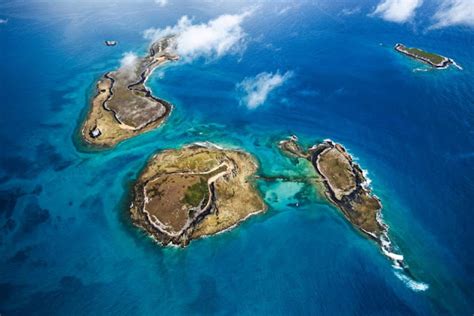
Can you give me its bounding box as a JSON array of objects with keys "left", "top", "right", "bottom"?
[
  {"left": 104, "top": 40, "right": 117, "bottom": 46},
  {"left": 279, "top": 137, "right": 406, "bottom": 269},
  {"left": 81, "top": 36, "right": 178, "bottom": 148},
  {"left": 130, "top": 143, "right": 266, "bottom": 247}
]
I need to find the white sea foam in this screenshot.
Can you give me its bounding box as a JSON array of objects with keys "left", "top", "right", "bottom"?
[
  {"left": 413, "top": 67, "right": 429, "bottom": 72},
  {"left": 395, "top": 272, "right": 429, "bottom": 292},
  {"left": 380, "top": 235, "right": 390, "bottom": 247},
  {"left": 190, "top": 141, "right": 224, "bottom": 150},
  {"left": 361, "top": 168, "right": 372, "bottom": 189},
  {"left": 325, "top": 140, "right": 429, "bottom": 293},
  {"left": 377, "top": 215, "right": 406, "bottom": 266},
  {"left": 382, "top": 247, "right": 404, "bottom": 261},
  {"left": 452, "top": 60, "right": 463, "bottom": 70}
]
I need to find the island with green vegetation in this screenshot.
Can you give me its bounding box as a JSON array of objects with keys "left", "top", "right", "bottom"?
[
  {"left": 279, "top": 136, "right": 406, "bottom": 268},
  {"left": 395, "top": 43, "right": 454, "bottom": 68},
  {"left": 80, "top": 36, "right": 178, "bottom": 148},
  {"left": 130, "top": 143, "right": 267, "bottom": 247}
]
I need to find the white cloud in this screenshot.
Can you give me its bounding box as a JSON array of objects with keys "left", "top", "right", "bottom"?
[
  {"left": 155, "top": 0, "right": 168, "bottom": 7},
  {"left": 277, "top": 6, "right": 292, "bottom": 16},
  {"left": 120, "top": 52, "right": 139, "bottom": 70},
  {"left": 118, "top": 52, "right": 139, "bottom": 80},
  {"left": 0, "top": 18, "right": 8, "bottom": 25},
  {"left": 143, "top": 11, "right": 252, "bottom": 62},
  {"left": 372, "top": 0, "right": 423, "bottom": 23},
  {"left": 237, "top": 71, "right": 293, "bottom": 109},
  {"left": 432, "top": 0, "right": 474, "bottom": 28},
  {"left": 340, "top": 7, "right": 361, "bottom": 16}
]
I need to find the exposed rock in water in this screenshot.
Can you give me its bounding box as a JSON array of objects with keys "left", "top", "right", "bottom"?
[{"left": 104, "top": 40, "right": 117, "bottom": 47}]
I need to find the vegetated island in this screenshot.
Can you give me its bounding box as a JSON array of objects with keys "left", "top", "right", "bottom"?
[
  {"left": 279, "top": 136, "right": 406, "bottom": 268},
  {"left": 81, "top": 36, "right": 178, "bottom": 148},
  {"left": 394, "top": 43, "right": 455, "bottom": 69},
  {"left": 130, "top": 143, "right": 267, "bottom": 247}
]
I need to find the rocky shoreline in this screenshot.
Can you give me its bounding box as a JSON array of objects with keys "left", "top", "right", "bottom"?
[
  {"left": 130, "top": 143, "right": 266, "bottom": 247},
  {"left": 279, "top": 136, "right": 407, "bottom": 269},
  {"left": 394, "top": 43, "right": 453, "bottom": 69},
  {"left": 80, "top": 36, "right": 178, "bottom": 148}
]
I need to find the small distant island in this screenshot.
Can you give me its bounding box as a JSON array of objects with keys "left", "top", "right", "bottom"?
[
  {"left": 130, "top": 143, "right": 266, "bottom": 247},
  {"left": 104, "top": 40, "right": 118, "bottom": 47},
  {"left": 279, "top": 136, "right": 405, "bottom": 267},
  {"left": 81, "top": 36, "right": 178, "bottom": 148},
  {"left": 395, "top": 43, "right": 454, "bottom": 69}
]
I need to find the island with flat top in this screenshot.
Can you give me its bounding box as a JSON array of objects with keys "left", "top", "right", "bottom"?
[
  {"left": 394, "top": 43, "right": 454, "bottom": 68},
  {"left": 279, "top": 136, "right": 406, "bottom": 268},
  {"left": 130, "top": 143, "right": 267, "bottom": 247},
  {"left": 80, "top": 36, "right": 178, "bottom": 148}
]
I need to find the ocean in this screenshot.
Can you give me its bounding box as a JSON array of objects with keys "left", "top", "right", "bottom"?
[{"left": 0, "top": 0, "right": 473, "bottom": 314}]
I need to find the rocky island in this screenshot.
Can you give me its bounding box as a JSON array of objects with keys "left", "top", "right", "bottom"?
[
  {"left": 279, "top": 136, "right": 406, "bottom": 268},
  {"left": 81, "top": 36, "right": 178, "bottom": 148},
  {"left": 394, "top": 43, "right": 454, "bottom": 68},
  {"left": 130, "top": 143, "right": 266, "bottom": 247},
  {"left": 104, "top": 40, "right": 117, "bottom": 47}
]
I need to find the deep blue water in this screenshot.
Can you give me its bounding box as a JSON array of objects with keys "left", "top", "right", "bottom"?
[{"left": 1, "top": 0, "right": 473, "bottom": 315}]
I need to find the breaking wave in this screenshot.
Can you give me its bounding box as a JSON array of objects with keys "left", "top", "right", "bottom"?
[{"left": 394, "top": 272, "right": 429, "bottom": 292}]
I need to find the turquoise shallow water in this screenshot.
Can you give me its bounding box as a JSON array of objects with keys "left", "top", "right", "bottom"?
[{"left": 1, "top": 0, "right": 473, "bottom": 314}]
